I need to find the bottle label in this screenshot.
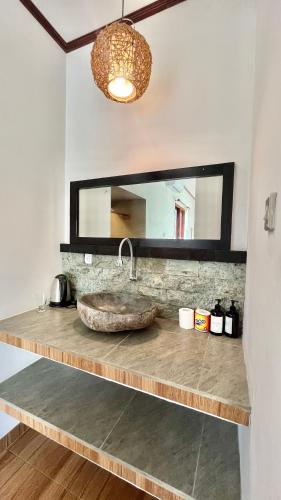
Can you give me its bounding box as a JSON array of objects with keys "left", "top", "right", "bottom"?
[
  {"left": 210, "top": 316, "right": 223, "bottom": 334},
  {"left": 225, "top": 316, "right": 233, "bottom": 335}
]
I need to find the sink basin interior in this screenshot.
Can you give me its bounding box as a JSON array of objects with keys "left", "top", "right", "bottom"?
[{"left": 80, "top": 293, "right": 156, "bottom": 315}]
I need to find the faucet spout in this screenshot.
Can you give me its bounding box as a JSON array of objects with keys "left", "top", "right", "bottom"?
[{"left": 117, "top": 238, "right": 137, "bottom": 281}]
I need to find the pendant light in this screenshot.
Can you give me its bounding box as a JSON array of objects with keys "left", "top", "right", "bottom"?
[{"left": 91, "top": 0, "right": 152, "bottom": 103}]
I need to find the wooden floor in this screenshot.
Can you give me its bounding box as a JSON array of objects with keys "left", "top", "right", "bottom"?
[{"left": 0, "top": 428, "right": 155, "bottom": 499}]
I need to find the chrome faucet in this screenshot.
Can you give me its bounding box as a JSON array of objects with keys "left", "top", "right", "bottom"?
[{"left": 116, "top": 238, "right": 137, "bottom": 281}]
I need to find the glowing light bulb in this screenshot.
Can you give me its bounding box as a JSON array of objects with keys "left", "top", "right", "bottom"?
[{"left": 108, "top": 77, "right": 136, "bottom": 101}]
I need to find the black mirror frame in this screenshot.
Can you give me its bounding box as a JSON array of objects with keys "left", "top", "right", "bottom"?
[{"left": 69, "top": 162, "right": 234, "bottom": 258}]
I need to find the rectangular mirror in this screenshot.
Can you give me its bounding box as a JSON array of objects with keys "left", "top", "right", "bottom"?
[
  {"left": 79, "top": 176, "right": 223, "bottom": 240},
  {"left": 70, "top": 163, "right": 234, "bottom": 254}
]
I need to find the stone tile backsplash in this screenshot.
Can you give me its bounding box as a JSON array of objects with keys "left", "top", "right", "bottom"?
[{"left": 62, "top": 253, "right": 246, "bottom": 323}]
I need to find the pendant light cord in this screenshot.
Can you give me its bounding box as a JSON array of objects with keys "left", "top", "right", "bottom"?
[{"left": 120, "top": 0, "right": 134, "bottom": 29}]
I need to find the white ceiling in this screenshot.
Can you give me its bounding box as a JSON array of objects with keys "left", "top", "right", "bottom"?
[{"left": 33, "top": 0, "right": 153, "bottom": 42}]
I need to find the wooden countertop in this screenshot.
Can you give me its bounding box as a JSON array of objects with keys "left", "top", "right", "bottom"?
[
  {"left": 0, "top": 308, "right": 250, "bottom": 425},
  {"left": 0, "top": 358, "right": 241, "bottom": 500}
]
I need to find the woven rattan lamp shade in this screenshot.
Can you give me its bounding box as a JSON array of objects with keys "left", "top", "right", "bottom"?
[{"left": 91, "top": 22, "right": 152, "bottom": 103}]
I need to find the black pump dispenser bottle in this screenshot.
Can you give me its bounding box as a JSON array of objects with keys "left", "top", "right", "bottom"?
[
  {"left": 224, "top": 300, "right": 240, "bottom": 338},
  {"left": 210, "top": 299, "right": 224, "bottom": 336}
]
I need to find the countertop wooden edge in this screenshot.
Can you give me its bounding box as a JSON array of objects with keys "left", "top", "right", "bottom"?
[
  {"left": 0, "top": 399, "right": 191, "bottom": 500},
  {"left": 0, "top": 330, "right": 250, "bottom": 426}
]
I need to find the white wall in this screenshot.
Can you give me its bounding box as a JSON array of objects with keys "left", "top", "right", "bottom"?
[
  {"left": 65, "top": 0, "right": 256, "bottom": 250},
  {"left": 243, "top": 1, "right": 281, "bottom": 498},
  {"left": 238, "top": 424, "right": 251, "bottom": 500},
  {"left": 0, "top": 343, "right": 40, "bottom": 438},
  {"left": 79, "top": 187, "right": 111, "bottom": 237},
  {"left": 0, "top": 1, "right": 65, "bottom": 437},
  {"left": 194, "top": 176, "right": 223, "bottom": 239}
]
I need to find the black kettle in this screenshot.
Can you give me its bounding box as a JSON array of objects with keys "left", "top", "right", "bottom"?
[{"left": 49, "top": 274, "right": 71, "bottom": 307}]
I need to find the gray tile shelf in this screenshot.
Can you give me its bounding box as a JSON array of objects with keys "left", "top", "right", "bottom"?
[{"left": 0, "top": 358, "right": 241, "bottom": 500}]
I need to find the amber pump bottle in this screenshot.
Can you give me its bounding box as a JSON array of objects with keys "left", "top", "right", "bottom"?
[
  {"left": 210, "top": 299, "right": 224, "bottom": 336},
  {"left": 224, "top": 300, "right": 240, "bottom": 338}
]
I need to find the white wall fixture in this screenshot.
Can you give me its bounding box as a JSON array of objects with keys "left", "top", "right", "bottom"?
[
  {"left": 264, "top": 192, "right": 277, "bottom": 231},
  {"left": 84, "top": 254, "right": 93, "bottom": 265}
]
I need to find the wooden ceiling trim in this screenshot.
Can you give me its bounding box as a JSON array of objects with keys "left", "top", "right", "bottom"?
[
  {"left": 20, "top": 0, "right": 67, "bottom": 51},
  {"left": 66, "top": 0, "right": 187, "bottom": 52},
  {"left": 19, "top": 0, "right": 187, "bottom": 53}
]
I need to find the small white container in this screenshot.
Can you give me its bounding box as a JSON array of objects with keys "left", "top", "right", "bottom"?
[{"left": 179, "top": 308, "right": 194, "bottom": 330}]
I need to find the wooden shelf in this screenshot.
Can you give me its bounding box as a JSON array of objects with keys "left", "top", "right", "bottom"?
[
  {"left": 0, "top": 358, "right": 241, "bottom": 500},
  {"left": 0, "top": 308, "right": 250, "bottom": 426},
  {"left": 60, "top": 243, "right": 247, "bottom": 263}
]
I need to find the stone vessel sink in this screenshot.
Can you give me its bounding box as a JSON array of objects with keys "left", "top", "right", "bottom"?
[{"left": 77, "top": 292, "right": 158, "bottom": 333}]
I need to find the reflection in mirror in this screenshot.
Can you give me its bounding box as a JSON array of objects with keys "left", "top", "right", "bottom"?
[{"left": 79, "top": 176, "right": 223, "bottom": 240}]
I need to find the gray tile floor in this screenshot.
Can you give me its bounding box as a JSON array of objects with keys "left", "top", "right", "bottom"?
[{"left": 0, "top": 358, "right": 241, "bottom": 500}]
